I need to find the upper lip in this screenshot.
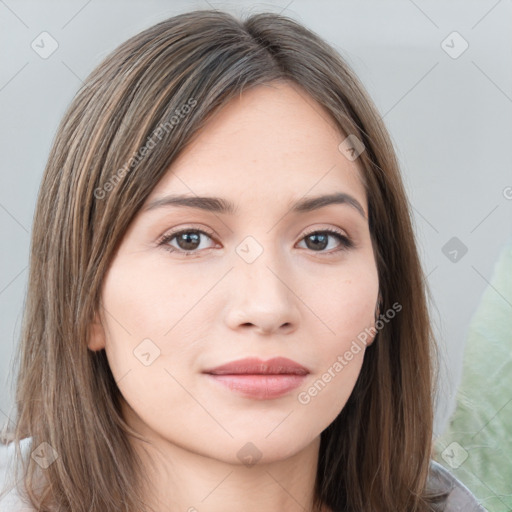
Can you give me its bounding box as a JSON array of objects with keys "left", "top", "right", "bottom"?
[{"left": 203, "top": 357, "right": 310, "bottom": 375}]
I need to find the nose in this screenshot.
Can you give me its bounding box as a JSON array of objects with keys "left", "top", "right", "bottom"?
[{"left": 223, "top": 251, "right": 300, "bottom": 336}]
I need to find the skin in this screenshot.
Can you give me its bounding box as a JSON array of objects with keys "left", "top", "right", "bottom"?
[{"left": 88, "top": 81, "right": 380, "bottom": 512}]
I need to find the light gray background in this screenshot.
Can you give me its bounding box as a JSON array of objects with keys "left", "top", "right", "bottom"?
[{"left": 1, "top": 0, "right": 511, "bottom": 438}]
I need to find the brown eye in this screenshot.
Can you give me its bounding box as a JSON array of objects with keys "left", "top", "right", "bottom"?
[
  {"left": 174, "top": 231, "right": 202, "bottom": 251},
  {"left": 158, "top": 228, "right": 216, "bottom": 255},
  {"left": 298, "top": 229, "right": 353, "bottom": 253}
]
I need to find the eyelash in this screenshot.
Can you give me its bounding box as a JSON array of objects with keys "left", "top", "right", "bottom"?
[{"left": 157, "top": 226, "right": 354, "bottom": 257}]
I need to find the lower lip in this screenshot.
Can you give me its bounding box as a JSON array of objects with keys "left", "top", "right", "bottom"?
[{"left": 206, "top": 374, "right": 307, "bottom": 400}]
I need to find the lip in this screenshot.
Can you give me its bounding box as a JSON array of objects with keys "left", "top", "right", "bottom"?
[{"left": 203, "top": 357, "right": 309, "bottom": 400}]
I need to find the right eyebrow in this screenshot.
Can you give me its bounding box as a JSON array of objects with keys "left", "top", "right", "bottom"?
[{"left": 143, "top": 195, "right": 236, "bottom": 215}]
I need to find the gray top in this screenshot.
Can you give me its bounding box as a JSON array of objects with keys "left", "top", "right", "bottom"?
[
  {"left": 427, "top": 459, "right": 487, "bottom": 511},
  {"left": 0, "top": 438, "right": 487, "bottom": 511}
]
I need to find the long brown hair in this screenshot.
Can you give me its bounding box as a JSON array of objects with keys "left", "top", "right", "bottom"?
[{"left": 2, "top": 9, "right": 447, "bottom": 511}]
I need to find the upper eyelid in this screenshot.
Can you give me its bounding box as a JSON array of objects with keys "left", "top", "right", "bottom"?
[{"left": 302, "top": 225, "right": 347, "bottom": 237}]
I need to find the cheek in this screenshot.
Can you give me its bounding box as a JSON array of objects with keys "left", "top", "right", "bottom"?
[
  {"left": 98, "top": 255, "right": 217, "bottom": 403},
  {"left": 98, "top": 259, "right": 179, "bottom": 382},
  {"left": 295, "top": 259, "right": 378, "bottom": 418},
  {"left": 301, "top": 256, "right": 379, "bottom": 341},
  {"left": 298, "top": 350, "right": 365, "bottom": 425},
  {"left": 100, "top": 255, "right": 200, "bottom": 345}
]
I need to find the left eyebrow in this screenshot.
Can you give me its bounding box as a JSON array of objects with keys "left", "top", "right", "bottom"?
[
  {"left": 291, "top": 192, "right": 366, "bottom": 219},
  {"left": 143, "top": 192, "right": 367, "bottom": 219}
]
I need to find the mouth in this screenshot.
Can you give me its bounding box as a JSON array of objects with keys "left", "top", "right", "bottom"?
[{"left": 203, "top": 357, "right": 309, "bottom": 400}]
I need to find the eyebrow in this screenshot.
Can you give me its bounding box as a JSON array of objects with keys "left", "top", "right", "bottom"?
[{"left": 143, "top": 192, "right": 367, "bottom": 219}]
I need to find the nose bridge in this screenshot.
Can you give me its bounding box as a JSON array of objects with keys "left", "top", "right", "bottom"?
[
  {"left": 224, "top": 233, "right": 299, "bottom": 334},
  {"left": 236, "top": 233, "right": 291, "bottom": 301}
]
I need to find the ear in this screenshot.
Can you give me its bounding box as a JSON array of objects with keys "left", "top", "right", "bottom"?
[{"left": 88, "top": 310, "right": 106, "bottom": 351}]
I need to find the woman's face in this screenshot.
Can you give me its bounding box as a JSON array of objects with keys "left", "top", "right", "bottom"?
[{"left": 89, "top": 81, "right": 379, "bottom": 464}]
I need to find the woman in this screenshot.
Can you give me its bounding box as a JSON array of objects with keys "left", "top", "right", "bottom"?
[{"left": 0, "top": 9, "right": 484, "bottom": 512}]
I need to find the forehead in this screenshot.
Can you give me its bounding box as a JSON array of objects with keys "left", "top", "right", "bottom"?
[{"left": 146, "top": 82, "right": 366, "bottom": 212}]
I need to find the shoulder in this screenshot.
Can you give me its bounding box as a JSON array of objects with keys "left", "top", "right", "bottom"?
[
  {"left": 427, "top": 459, "right": 487, "bottom": 511},
  {"left": 0, "top": 438, "right": 36, "bottom": 512}
]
